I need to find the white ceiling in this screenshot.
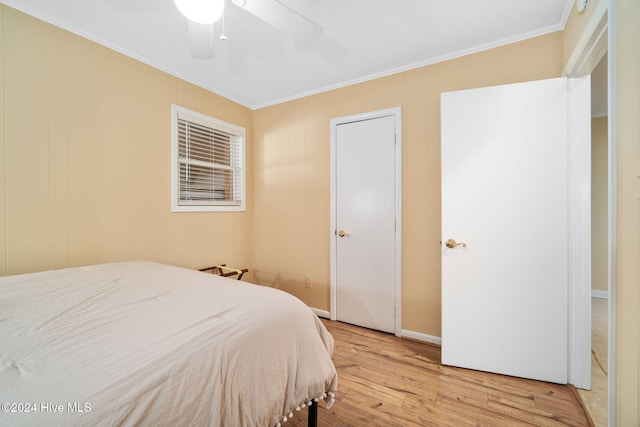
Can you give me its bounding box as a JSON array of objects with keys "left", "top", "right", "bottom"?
[{"left": 3, "top": 0, "right": 575, "bottom": 109}]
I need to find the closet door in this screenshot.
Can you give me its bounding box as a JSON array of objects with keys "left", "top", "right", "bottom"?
[{"left": 334, "top": 114, "right": 397, "bottom": 334}]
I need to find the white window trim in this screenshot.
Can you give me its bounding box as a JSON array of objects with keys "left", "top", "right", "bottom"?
[{"left": 171, "top": 104, "right": 246, "bottom": 212}]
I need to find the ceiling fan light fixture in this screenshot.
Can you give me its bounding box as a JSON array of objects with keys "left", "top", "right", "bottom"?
[{"left": 175, "top": 0, "right": 225, "bottom": 24}]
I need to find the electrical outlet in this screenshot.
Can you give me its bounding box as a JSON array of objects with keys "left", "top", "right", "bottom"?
[{"left": 305, "top": 275, "right": 312, "bottom": 288}]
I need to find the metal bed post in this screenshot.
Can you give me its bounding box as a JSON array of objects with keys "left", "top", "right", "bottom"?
[{"left": 307, "top": 400, "right": 318, "bottom": 427}]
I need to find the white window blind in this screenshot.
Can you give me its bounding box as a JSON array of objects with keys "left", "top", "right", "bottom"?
[{"left": 172, "top": 105, "right": 246, "bottom": 212}]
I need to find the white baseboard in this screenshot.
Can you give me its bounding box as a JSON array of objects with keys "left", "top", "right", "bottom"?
[
  {"left": 401, "top": 329, "right": 442, "bottom": 346},
  {"left": 312, "top": 310, "right": 441, "bottom": 345},
  {"left": 592, "top": 290, "right": 608, "bottom": 299},
  {"left": 311, "top": 308, "right": 331, "bottom": 319}
]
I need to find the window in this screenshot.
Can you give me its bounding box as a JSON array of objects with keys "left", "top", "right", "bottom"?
[{"left": 171, "top": 105, "right": 246, "bottom": 212}]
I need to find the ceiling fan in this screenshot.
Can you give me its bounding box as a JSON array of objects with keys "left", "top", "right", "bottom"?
[{"left": 175, "top": 0, "right": 323, "bottom": 58}]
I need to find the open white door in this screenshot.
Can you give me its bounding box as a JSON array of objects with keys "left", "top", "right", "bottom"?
[{"left": 441, "top": 77, "right": 591, "bottom": 385}]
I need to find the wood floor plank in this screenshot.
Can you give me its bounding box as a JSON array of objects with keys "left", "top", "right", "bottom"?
[
  {"left": 341, "top": 389, "right": 427, "bottom": 427},
  {"left": 338, "top": 371, "right": 407, "bottom": 407},
  {"left": 485, "top": 397, "right": 577, "bottom": 427},
  {"left": 435, "top": 395, "right": 537, "bottom": 427},
  {"left": 336, "top": 360, "right": 440, "bottom": 400},
  {"left": 286, "top": 319, "right": 590, "bottom": 426}
]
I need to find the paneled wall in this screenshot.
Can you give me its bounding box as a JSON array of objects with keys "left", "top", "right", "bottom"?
[
  {"left": 252, "top": 32, "right": 564, "bottom": 336},
  {"left": 0, "top": 5, "right": 253, "bottom": 276}
]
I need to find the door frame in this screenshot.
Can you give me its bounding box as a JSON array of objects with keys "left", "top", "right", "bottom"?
[
  {"left": 329, "top": 107, "right": 402, "bottom": 336},
  {"left": 563, "top": 0, "right": 609, "bottom": 392},
  {"left": 566, "top": 76, "right": 593, "bottom": 390}
]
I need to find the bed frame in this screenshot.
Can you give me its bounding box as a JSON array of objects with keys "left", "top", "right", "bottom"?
[{"left": 308, "top": 400, "right": 318, "bottom": 427}]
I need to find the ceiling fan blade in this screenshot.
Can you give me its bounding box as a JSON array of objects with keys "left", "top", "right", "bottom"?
[
  {"left": 232, "top": 0, "right": 322, "bottom": 44},
  {"left": 187, "top": 20, "right": 216, "bottom": 59}
]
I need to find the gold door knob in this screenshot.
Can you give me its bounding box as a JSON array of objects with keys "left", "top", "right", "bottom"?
[
  {"left": 337, "top": 230, "right": 351, "bottom": 237},
  {"left": 445, "top": 239, "right": 467, "bottom": 249}
]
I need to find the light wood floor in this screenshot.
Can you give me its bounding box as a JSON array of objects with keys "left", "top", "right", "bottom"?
[{"left": 290, "top": 319, "right": 591, "bottom": 427}]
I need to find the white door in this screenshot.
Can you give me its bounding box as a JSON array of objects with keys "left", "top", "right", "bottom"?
[
  {"left": 441, "top": 77, "right": 590, "bottom": 384},
  {"left": 333, "top": 113, "right": 397, "bottom": 334}
]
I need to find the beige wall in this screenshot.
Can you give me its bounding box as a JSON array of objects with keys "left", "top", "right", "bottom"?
[
  {"left": 613, "top": 0, "right": 640, "bottom": 423},
  {"left": 591, "top": 116, "right": 608, "bottom": 292},
  {"left": 0, "top": 5, "right": 253, "bottom": 276},
  {"left": 252, "top": 32, "right": 564, "bottom": 336}
]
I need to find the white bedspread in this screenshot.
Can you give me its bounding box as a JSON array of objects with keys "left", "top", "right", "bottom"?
[{"left": 0, "top": 262, "right": 337, "bottom": 426}]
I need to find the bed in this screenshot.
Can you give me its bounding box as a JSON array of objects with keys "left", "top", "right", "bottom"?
[{"left": 0, "top": 261, "right": 337, "bottom": 426}]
